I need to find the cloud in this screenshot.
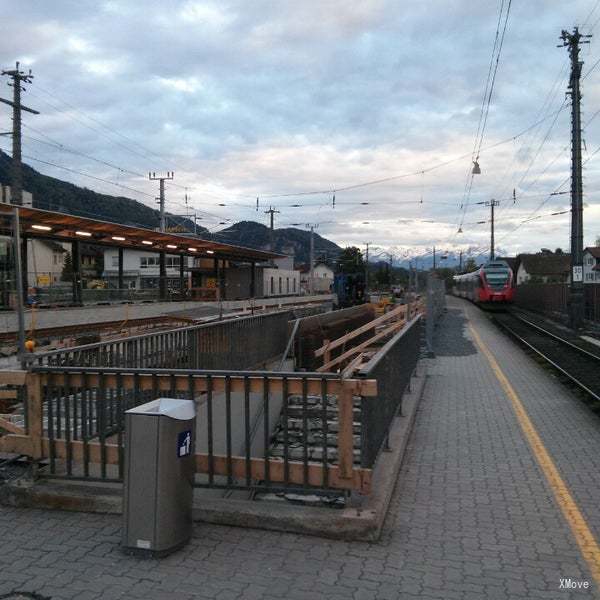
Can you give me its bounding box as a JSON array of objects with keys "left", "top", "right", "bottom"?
[{"left": 1, "top": 0, "right": 599, "bottom": 257}]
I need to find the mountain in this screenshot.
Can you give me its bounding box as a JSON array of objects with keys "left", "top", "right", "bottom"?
[
  {"left": 0, "top": 151, "right": 342, "bottom": 263},
  {"left": 0, "top": 150, "right": 205, "bottom": 233},
  {"left": 392, "top": 248, "right": 507, "bottom": 270},
  {"left": 213, "top": 221, "right": 342, "bottom": 264}
]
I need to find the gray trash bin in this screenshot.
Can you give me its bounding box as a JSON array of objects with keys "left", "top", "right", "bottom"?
[{"left": 122, "top": 397, "right": 196, "bottom": 557}]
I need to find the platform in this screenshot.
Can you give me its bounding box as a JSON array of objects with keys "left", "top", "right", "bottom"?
[
  {"left": 2, "top": 296, "right": 600, "bottom": 599},
  {"left": 391, "top": 296, "right": 600, "bottom": 596}
]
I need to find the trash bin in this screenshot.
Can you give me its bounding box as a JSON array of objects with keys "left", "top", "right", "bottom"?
[{"left": 122, "top": 397, "right": 196, "bottom": 557}]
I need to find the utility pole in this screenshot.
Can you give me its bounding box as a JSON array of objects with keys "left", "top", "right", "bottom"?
[
  {"left": 414, "top": 258, "right": 419, "bottom": 294},
  {"left": 148, "top": 171, "right": 173, "bottom": 301},
  {"left": 364, "top": 242, "right": 370, "bottom": 294},
  {"left": 459, "top": 250, "right": 463, "bottom": 272},
  {"left": 560, "top": 27, "right": 590, "bottom": 329},
  {"left": 485, "top": 199, "right": 500, "bottom": 260},
  {"left": 148, "top": 171, "right": 174, "bottom": 232},
  {"left": 306, "top": 223, "right": 318, "bottom": 294},
  {"left": 264, "top": 206, "right": 280, "bottom": 251},
  {"left": 1, "top": 62, "right": 39, "bottom": 205}
]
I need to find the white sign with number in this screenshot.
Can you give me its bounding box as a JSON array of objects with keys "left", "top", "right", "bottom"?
[{"left": 572, "top": 265, "right": 583, "bottom": 282}]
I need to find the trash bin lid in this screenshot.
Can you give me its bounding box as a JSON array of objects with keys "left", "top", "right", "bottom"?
[{"left": 125, "top": 398, "right": 195, "bottom": 420}]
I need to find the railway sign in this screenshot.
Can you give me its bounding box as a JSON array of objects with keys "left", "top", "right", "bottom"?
[{"left": 572, "top": 265, "right": 583, "bottom": 282}]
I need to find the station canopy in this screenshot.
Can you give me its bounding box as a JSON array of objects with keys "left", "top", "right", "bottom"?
[{"left": 0, "top": 204, "right": 281, "bottom": 262}]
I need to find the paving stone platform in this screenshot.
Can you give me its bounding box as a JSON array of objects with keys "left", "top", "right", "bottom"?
[{"left": 1, "top": 295, "right": 600, "bottom": 599}]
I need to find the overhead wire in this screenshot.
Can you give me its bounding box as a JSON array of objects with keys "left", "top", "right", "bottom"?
[{"left": 458, "top": 0, "right": 513, "bottom": 231}]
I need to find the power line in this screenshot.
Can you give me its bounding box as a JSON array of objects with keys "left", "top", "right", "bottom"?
[
  {"left": 458, "top": 0, "right": 513, "bottom": 231},
  {"left": 31, "top": 83, "right": 169, "bottom": 165},
  {"left": 0, "top": 147, "right": 156, "bottom": 199},
  {"left": 22, "top": 125, "right": 146, "bottom": 178}
]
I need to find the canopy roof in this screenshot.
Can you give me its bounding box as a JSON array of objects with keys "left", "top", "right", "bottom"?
[{"left": 0, "top": 204, "right": 281, "bottom": 262}]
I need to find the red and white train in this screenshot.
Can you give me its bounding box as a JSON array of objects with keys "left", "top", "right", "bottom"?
[{"left": 453, "top": 260, "right": 514, "bottom": 304}]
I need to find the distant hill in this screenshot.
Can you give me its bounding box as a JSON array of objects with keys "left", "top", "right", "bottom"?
[
  {"left": 0, "top": 151, "right": 342, "bottom": 264},
  {"left": 0, "top": 150, "right": 204, "bottom": 233},
  {"left": 213, "top": 221, "right": 342, "bottom": 264}
]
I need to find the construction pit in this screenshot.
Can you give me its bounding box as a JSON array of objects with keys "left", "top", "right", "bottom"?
[{"left": 0, "top": 299, "right": 426, "bottom": 541}]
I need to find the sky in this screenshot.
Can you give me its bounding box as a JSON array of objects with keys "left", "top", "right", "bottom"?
[{"left": 2, "top": 0, "right": 600, "bottom": 263}]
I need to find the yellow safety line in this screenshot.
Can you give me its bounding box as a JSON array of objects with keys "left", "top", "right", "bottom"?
[{"left": 469, "top": 322, "right": 600, "bottom": 586}]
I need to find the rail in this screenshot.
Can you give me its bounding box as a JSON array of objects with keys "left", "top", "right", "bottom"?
[{"left": 494, "top": 312, "right": 600, "bottom": 403}]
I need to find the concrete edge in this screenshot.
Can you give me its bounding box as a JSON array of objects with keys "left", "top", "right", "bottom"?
[{"left": 0, "top": 365, "right": 428, "bottom": 542}]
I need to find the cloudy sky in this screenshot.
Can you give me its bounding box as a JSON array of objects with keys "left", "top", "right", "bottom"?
[{"left": 2, "top": 0, "right": 600, "bottom": 262}]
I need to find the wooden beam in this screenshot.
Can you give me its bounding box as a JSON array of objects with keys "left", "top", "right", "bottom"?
[
  {"left": 337, "top": 380, "right": 356, "bottom": 480},
  {"left": 0, "top": 371, "right": 27, "bottom": 385},
  {"left": 0, "top": 435, "right": 372, "bottom": 494},
  {"left": 43, "top": 371, "right": 377, "bottom": 397},
  {"left": 0, "top": 418, "right": 25, "bottom": 435},
  {"left": 25, "top": 373, "right": 43, "bottom": 459},
  {"left": 0, "top": 434, "right": 32, "bottom": 455},
  {"left": 341, "top": 353, "right": 364, "bottom": 379},
  {"left": 317, "top": 319, "right": 405, "bottom": 373},
  {"left": 0, "top": 390, "right": 18, "bottom": 400},
  {"left": 314, "top": 304, "right": 406, "bottom": 358},
  {"left": 195, "top": 454, "right": 371, "bottom": 494}
]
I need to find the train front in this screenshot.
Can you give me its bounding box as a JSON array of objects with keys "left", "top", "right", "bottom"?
[{"left": 479, "top": 261, "right": 514, "bottom": 303}]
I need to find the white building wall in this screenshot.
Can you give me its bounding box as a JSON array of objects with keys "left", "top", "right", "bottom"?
[
  {"left": 103, "top": 248, "right": 191, "bottom": 287},
  {"left": 312, "top": 264, "right": 334, "bottom": 279},
  {"left": 27, "top": 240, "right": 68, "bottom": 286},
  {"left": 261, "top": 268, "right": 300, "bottom": 297}
]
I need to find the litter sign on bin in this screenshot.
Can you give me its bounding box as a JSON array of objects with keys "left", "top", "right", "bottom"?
[{"left": 178, "top": 430, "right": 192, "bottom": 457}]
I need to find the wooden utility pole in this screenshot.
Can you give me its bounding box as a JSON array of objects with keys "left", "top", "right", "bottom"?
[
  {"left": 1, "top": 62, "right": 39, "bottom": 205},
  {"left": 560, "top": 27, "right": 590, "bottom": 329}
]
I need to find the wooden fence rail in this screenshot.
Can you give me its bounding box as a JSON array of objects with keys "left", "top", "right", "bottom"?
[{"left": 0, "top": 369, "right": 377, "bottom": 495}]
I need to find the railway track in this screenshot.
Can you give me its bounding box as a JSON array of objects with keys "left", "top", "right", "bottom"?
[{"left": 493, "top": 311, "right": 600, "bottom": 403}]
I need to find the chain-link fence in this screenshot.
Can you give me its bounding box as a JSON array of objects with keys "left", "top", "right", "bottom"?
[{"left": 425, "top": 273, "right": 446, "bottom": 356}]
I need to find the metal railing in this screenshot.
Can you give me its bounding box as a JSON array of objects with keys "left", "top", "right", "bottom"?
[
  {"left": 0, "top": 367, "right": 376, "bottom": 495},
  {"left": 358, "top": 315, "right": 421, "bottom": 468},
  {"left": 35, "top": 307, "right": 324, "bottom": 371}
]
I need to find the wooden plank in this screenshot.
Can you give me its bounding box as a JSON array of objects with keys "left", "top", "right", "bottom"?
[
  {"left": 0, "top": 435, "right": 372, "bottom": 494},
  {"left": 51, "top": 372, "right": 354, "bottom": 398},
  {"left": 0, "top": 371, "right": 27, "bottom": 385},
  {"left": 0, "top": 390, "right": 18, "bottom": 400},
  {"left": 36, "top": 438, "right": 121, "bottom": 465},
  {"left": 314, "top": 304, "right": 406, "bottom": 358},
  {"left": 194, "top": 454, "right": 371, "bottom": 494},
  {"left": 337, "top": 380, "right": 356, "bottom": 480},
  {"left": 341, "top": 353, "right": 364, "bottom": 379},
  {"left": 0, "top": 418, "right": 25, "bottom": 435},
  {"left": 323, "top": 339, "right": 331, "bottom": 365},
  {"left": 317, "top": 319, "right": 405, "bottom": 372},
  {"left": 0, "top": 434, "right": 32, "bottom": 455},
  {"left": 25, "top": 373, "right": 43, "bottom": 459}
]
